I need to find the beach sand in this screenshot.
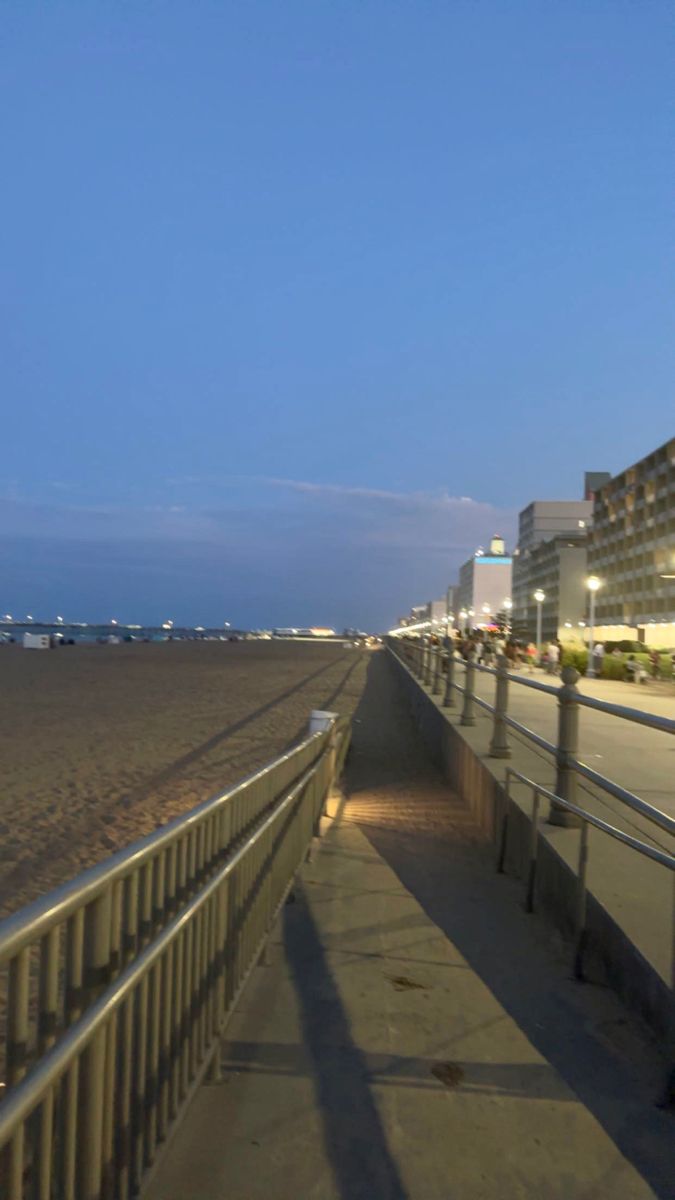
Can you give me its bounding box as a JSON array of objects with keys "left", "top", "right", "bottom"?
[{"left": 0, "top": 640, "right": 369, "bottom": 916}]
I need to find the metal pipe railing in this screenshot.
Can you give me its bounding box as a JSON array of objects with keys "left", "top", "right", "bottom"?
[
  {"left": 0, "top": 712, "right": 350, "bottom": 1199},
  {"left": 500, "top": 768, "right": 675, "bottom": 999},
  {"left": 391, "top": 638, "right": 675, "bottom": 838}
]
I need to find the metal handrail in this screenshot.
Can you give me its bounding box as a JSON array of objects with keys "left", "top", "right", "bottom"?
[
  {"left": 389, "top": 638, "right": 674, "bottom": 838},
  {"left": 0, "top": 761, "right": 316, "bottom": 1147},
  {"left": 575, "top": 691, "right": 675, "bottom": 734},
  {"left": 505, "top": 768, "right": 675, "bottom": 872},
  {"left": 572, "top": 759, "right": 675, "bottom": 838},
  {"left": 500, "top": 766, "right": 675, "bottom": 1001},
  {"left": 0, "top": 735, "right": 325, "bottom": 964},
  {"left": 0, "top": 713, "right": 350, "bottom": 1200}
]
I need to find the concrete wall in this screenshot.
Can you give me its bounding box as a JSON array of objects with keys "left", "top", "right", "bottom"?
[{"left": 387, "top": 647, "right": 674, "bottom": 1048}]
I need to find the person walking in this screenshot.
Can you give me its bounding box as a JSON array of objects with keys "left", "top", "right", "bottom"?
[
  {"left": 526, "top": 641, "right": 537, "bottom": 674},
  {"left": 593, "top": 641, "right": 605, "bottom": 677},
  {"left": 547, "top": 640, "right": 560, "bottom": 675}
]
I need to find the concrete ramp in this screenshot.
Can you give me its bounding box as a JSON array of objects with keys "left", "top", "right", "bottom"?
[{"left": 145, "top": 653, "right": 671, "bottom": 1200}]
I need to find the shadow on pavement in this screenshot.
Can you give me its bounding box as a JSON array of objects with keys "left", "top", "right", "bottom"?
[
  {"left": 345, "top": 652, "right": 674, "bottom": 1200},
  {"left": 283, "top": 884, "right": 408, "bottom": 1200}
]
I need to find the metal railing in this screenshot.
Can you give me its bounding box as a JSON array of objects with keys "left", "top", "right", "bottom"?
[
  {"left": 0, "top": 711, "right": 350, "bottom": 1200},
  {"left": 393, "top": 637, "right": 675, "bottom": 839},
  {"left": 392, "top": 637, "right": 675, "bottom": 1103},
  {"left": 499, "top": 767, "right": 675, "bottom": 982}
]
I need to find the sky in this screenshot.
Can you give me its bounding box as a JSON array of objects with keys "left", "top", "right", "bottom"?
[{"left": 1, "top": 2, "right": 673, "bottom": 630}]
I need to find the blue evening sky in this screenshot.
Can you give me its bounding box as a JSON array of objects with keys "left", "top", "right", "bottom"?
[{"left": 1, "top": 2, "right": 673, "bottom": 629}]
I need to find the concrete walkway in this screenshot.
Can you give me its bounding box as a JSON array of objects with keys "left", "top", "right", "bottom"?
[{"left": 145, "top": 654, "right": 672, "bottom": 1200}]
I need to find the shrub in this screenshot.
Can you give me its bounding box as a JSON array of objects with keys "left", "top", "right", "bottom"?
[
  {"left": 600, "top": 655, "right": 625, "bottom": 680},
  {"left": 562, "top": 648, "right": 588, "bottom": 674}
]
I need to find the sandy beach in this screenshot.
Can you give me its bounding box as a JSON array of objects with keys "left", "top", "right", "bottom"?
[{"left": 0, "top": 641, "right": 368, "bottom": 916}]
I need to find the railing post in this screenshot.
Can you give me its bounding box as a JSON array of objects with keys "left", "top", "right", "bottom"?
[
  {"left": 489, "top": 654, "right": 511, "bottom": 758},
  {"left": 460, "top": 652, "right": 476, "bottom": 726},
  {"left": 432, "top": 643, "right": 443, "bottom": 695},
  {"left": 443, "top": 640, "right": 456, "bottom": 707},
  {"left": 423, "top": 641, "right": 433, "bottom": 686},
  {"left": 551, "top": 666, "right": 582, "bottom": 827}
]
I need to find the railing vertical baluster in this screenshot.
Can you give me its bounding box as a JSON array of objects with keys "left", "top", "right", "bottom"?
[
  {"left": 62, "top": 910, "right": 84, "bottom": 1200},
  {"left": 573, "top": 821, "right": 589, "bottom": 980},
  {"left": 525, "top": 788, "right": 540, "bottom": 912},
  {"left": 78, "top": 888, "right": 112, "bottom": 1200},
  {"left": 158, "top": 848, "right": 177, "bottom": 1143},
  {"left": 145, "top": 961, "right": 161, "bottom": 1164},
  {"left": 496, "top": 771, "right": 509, "bottom": 873},
  {"left": 7, "top": 947, "right": 30, "bottom": 1200},
  {"left": 33, "top": 926, "right": 59, "bottom": 1200}
]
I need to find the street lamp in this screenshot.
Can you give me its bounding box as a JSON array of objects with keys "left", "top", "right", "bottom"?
[
  {"left": 533, "top": 590, "right": 545, "bottom": 657},
  {"left": 586, "top": 576, "right": 601, "bottom": 677},
  {"left": 468, "top": 607, "right": 475, "bottom": 631},
  {"left": 459, "top": 609, "right": 468, "bottom": 632},
  {"left": 503, "top": 597, "right": 513, "bottom": 633}
]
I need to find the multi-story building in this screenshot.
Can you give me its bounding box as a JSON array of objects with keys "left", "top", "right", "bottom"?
[
  {"left": 516, "top": 498, "right": 595, "bottom": 553},
  {"left": 589, "top": 437, "right": 675, "bottom": 646},
  {"left": 515, "top": 533, "right": 589, "bottom": 643},
  {"left": 512, "top": 476, "right": 610, "bottom": 641},
  {"left": 457, "top": 536, "right": 512, "bottom": 627}
]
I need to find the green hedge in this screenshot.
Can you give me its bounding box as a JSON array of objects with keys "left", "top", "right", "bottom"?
[{"left": 560, "top": 649, "right": 673, "bottom": 679}]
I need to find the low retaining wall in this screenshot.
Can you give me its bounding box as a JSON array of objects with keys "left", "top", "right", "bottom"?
[{"left": 388, "top": 647, "right": 674, "bottom": 1048}]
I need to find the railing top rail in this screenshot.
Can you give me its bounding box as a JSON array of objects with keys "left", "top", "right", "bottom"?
[
  {"left": 0, "top": 755, "right": 320, "bottom": 1149},
  {"left": 505, "top": 767, "right": 675, "bottom": 872},
  {"left": 389, "top": 640, "right": 674, "bottom": 840},
  {"left": 576, "top": 692, "right": 675, "bottom": 735},
  {"left": 571, "top": 758, "right": 675, "bottom": 839},
  {"left": 398, "top": 639, "right": 674, "bottom": 732},
  {"left": 0, "top": 727, "right": 328, "bottom": 963},
  {"left": 504, "top": 716, "right": 557, "bottom": 756}
]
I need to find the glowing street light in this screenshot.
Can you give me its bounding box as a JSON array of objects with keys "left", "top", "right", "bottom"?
[
  {"left": 111, "top": 619, "right": 118, "bottom": 626},
  {"left": 503, "top": 597, "right": 513, "bottom": 634},
  {"left": 56, "top": 615, "right": 64, "bottom": 624},
  {"left": 533, "top": 590, "right": 545, "bottom": 655},
  {"left": 459, "top": 609, "right": 468, "bottom": 631},
  {"left": 586, "top": 576, "right": 602, "bottom": 678}
]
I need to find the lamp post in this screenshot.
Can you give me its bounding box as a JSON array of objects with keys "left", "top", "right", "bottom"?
[
  {"left": 586, "top": 576, "right": 601, "bottom": 677},
  {"left": 533, "top": 590, "right": 545, "bottom": 659},
  {"left": 459, "top": 609, "right": 468, "bottom": 633},
  {"left": 468, "top": 607, "right": 475, "bottom": 631},
  {"left": 503, "top": 597, "right": 513, "bottom": 634}
]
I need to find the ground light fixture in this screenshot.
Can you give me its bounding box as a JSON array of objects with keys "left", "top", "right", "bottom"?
[{"left": 586, "top": 576, "right": 602, "bottom": 678}]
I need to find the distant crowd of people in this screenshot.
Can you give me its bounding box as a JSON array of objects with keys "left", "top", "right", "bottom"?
[
  {"left": 437, "top": 631, "right": 563, "bottom": 675},
  {"left": 423, "top": 631, "right": 672, "bottom": 683}
]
